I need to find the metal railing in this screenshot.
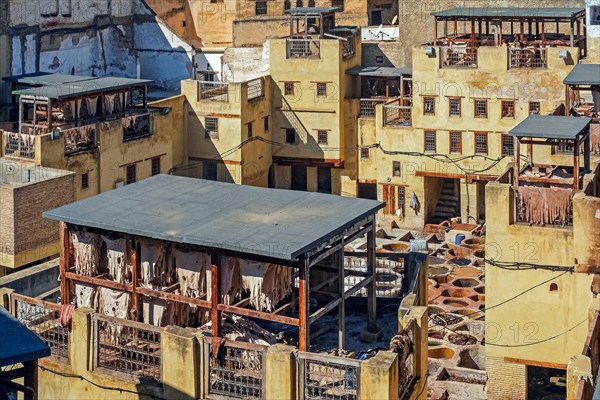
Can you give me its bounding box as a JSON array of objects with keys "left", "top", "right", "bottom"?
[
  {"left": 359, "top": 98, "right": 387, "bottom": 118},
  {"left": 93, "top": 314, "right": 162, "bottom": 382},
  {"left": 344, "top": 256, "right": 404, "bottom": 298},
  {"left": 298, "top": 351, "right": 361, "bottom": 400},
  {"left": 198, "top": 81, "right": 229, "bottom": 102},
  {"left": 247, "top": 78, "right": 264, "bottom": 101},
  {"left": 2, "top": 131, "right": 36, "bottom": 159},
  {"left": 286, "top": 38, "right": 321, "bottom": 58},
  {"left": 122, "top": 113, "right": 151, "bottom": 142},
  {"left": 383, "top": 104, "right": 412, "bottom": 127},
  {"left": 440, "top": 46, "right": 478, "bottom": 68},
  {"left": 64, "top": 124, "right": 96, "bottom": 155},
  {"left": 509, "top": 47, "right": 548, "bottom": 68},
  {"left": 12, "top": 293, "right": 69, "bottom": 360},
  {"left": 203, "top": 338, "right": 267, "bottom": 399}
]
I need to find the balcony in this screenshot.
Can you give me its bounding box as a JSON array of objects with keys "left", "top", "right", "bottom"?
[
  {"left": 64, "top": 124, "right": 96, "bottom": 155},
  {"left": 509, "top": 47, "right": 547, "bottom": 69},
  {"left": 440, "top": 46, "right": 478, "bottom": 68},
  {"left": 286, "top": 37, "right": 321, "bottom": 58},
  {"left": 122, "top": 113, "right": 151, "bottom": 142},
  {"left": 383, "top": 99, "right": 412, "bottom": 127},
  {"left": 197, "top": 81, "right": 229, "bottom": 102}
]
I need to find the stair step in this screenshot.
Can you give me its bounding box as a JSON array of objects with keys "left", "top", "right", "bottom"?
[
  {"left": 434, "top": 211, "right": 456, "bottom": 217},
  {"left": 435, "top": 206, "right": 457, "bottom": 214}
]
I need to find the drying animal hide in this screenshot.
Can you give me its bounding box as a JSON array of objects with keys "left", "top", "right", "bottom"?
[
  {"left": 202, "top": 314, "right": 277, "bottom": 346},
  {"left": 174, "top": 249, "right": 209, "bottom": 298},
  {"left": 75, "top": 283, "right": 97, "bottom": 309},
  {"left": 142, "top": 296, "right": 190, "bottom": 327},
  {"left": 102, "top": 236, "right": 129, "bottom": 283},
  {"left": 98, "top": 288, "right": 131, "bottom": 342},
  {"left": 517, "top": 186, "right": 573, "bottom": 226},
  {"left": 72, "top": 231, "right": 100, "bottom": 276},
  {"left": 592, "top": 86, "right": 600, "bottom": 113},
  {"left": 239, "top": 260, "right": 292, "bottom": 312},
  {"left": 206, "top": 257, "right": 244, "bottom": 305},
  {"left": 140, "top": 241, "right": 174, "bottom": 290},
  {"left": 390, "top": 328, "right": 413, "bottom": 386}
]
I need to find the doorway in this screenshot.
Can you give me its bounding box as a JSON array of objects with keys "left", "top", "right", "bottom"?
[
  {"left": 371, "top": 10, "right": 382, "bottom": 26},
  {"left": 317, "top": 167, "right": 331, "bottom": 194},
  {"left": 291, "top": 165, "right": 307, "bottom": 191}
]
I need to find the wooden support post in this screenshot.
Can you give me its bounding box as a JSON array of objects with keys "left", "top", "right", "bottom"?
[
  {"left": 47, "top": 99, "right": 52, "bottom": 131},
  {"left": 486, "top": 20, "right": 489, "bottom": 35},
  {"left": 143, "top": 86, "right": 148, "bottom": 109},
  {"left": 59, "top": 222, "right": 71, "bottom": 305},
  {"left": 556, "top": 20, "right": 560, "bottom": 34},
  {"left": 210, "top": 251, "right": 221, "bottom": 340},
  {"left": 478, "top": 20, "right": 482, "bottom": 40},
  {"left": 584, "top": 128, "right": 591, "bottom": 174},
  {"left": 23, "top": 360, "right": 37, "bottom": 400},
  {"left": 535, "top": 21, "right": 539, "bottom": 37},
  {"left": 444, "top": 20, "right": 447, "bottom": 38},
  {"left": 570, "top": 17, "right": 574, "bottom": 47},
  {"left": 520, "top": 19, "right": 524, "bottom": 43},
  {"left": 131, "top": 240, "right": 140, "bottom": 321},
  {"left": 511, "top": 21, "right": 514, "bottom": 36},
  {"left": 470, "top": 20, "right": 475, "bottom": 47},
  {"left": 514, "top": 138, "right": 520, "bottom": 187},
  {"left": 366, "top": 219, "right": 377, "bottom": 332},
  {"left": 499, "top": 22, "right": 503, "bottom": 45},
  {"left": 298, "top": 256, "right": 310, "bottom": 352},
  {"left": 574, "top": 137, "right": 580, "bottom": 190},
  {"left": 338, "top": 243, "right": 345, "bottom": 350},
  {"left": 577, "top": 20, "right": 581, "bottom": 38},
  {"left": 433, "top": 18, "right": 437, "bottom": 46},
  {"left": 453, "top": 19, "right": 457, "bottom": 35},
  {"left": 566, "top": 86, "right": 571, "bottom": 116},
  {"left": 541, "top": 21, "right": 545, "bottom": 47}
]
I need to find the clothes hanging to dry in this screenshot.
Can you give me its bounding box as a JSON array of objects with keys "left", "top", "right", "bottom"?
[
  {"left": 517, "top": 185, "right": 573, "bottom": 225},
  {"left": 71, "top": 231, "right": 100, "bottom": 276}
]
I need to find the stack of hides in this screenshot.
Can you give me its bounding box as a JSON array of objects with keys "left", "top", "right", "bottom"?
[{"left": 517, "top": 186, "right": 573, "bottom": 225}]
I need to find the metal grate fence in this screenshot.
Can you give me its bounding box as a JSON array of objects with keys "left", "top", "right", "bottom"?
[
  {"left": 509, "top": 48, "right": 547, "bottom": 68},
  {"left": 298, "top": 352, "right": 361, "bottom": 400}
]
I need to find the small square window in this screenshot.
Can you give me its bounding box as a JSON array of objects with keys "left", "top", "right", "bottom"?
[
  {"left": 205, "top": 117, "right": 218, "bottom": 139},
  {"left": 502, "top": 100, "right": 515, "bottom": 118},
  {"left": 393, "top": 161, "right": 401, "bottom": 177},
  {"left": 449, "top": 98, "right": 461, "bottom": 117},
  {"left": 424, "top": 97, "right": 435, "bottom": 115},
  {"left": 424, "top": 130, "right": 436, "bottom": 152},
  {"left": 317, "top": 82, "right": 327, "bottom": 97},
  {"left": 361, "top": 147, "right": 370, "bottom": 159},
  {"left": 247, "top": 122, "right": 253, "bottom": 138},
  {"left": 255, "top": 1, "right": 267, "bottom": 15},
  {"left": 81, "top": 172, "right": 89, "bottom": 189},
  {"left": 203, "top": 162, "right": 217, "bottom": 181},
  {"left": 263, "top": 116, "right": 269, "bottom": 132},
  {"left": 502, "top": 134, "right": 514, "bottom": 156},
  {"left": 474, "top": 99, "right": 487, "bottom": 118},
  {"left": 317, "top": 130, "right": 328, "bottom": 144},
  {"left": 151, "top": 157, "right": 160, "bottom": 176},
  {"left": 284, "top": 82, "right": 294, "bottom": 96},
  {"left": 286, "top": 128, "right": 296, "bottom": 144},
  {"left": 126, "top": 164, "right": 136, "bottom": 185},
  {"left": 529, "top": 101, "right": 541, "bottom": 115},
  {"left": 475, "top": 132, "right": 488, "bottom": 154},
  {"left": 450, "top": 131, "right": 462, "bottom": 153}
]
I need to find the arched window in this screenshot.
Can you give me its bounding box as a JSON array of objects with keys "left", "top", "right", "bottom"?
[
  {"left": 284, "top": 0, "right": 291, "bottom": 10},
  {"left": 296, "top": 0, "right": 303, "bottom": 7},
  {"left": 550, "top": 283, "right": 558, "bottom": 292},
  {"left": 308, "top": 0, "right": 315, "bottom": 7}
]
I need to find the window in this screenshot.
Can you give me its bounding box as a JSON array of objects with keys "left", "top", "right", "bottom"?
[
  {"left": 284, "top": 0, "right": 291, "bottom": 10},
  {"left": 203, "top": 162, "right": 217, "bottom": 181},
  {"left": 393, "top": 161, "right": 401, "bottom": 177},
  {"left": 424, "top": 130, "right": 436, "bottom": 152},
  {"left": 449, "top": 98, "right": 461, "bottom": 117},
  {"left": 423, "top": 97, "right": 435, "bottom": 115},
  {"left": 126, "top": 164, "right": 136, "bottom": 185},
  {"left": 361, "top": 147, "right": 370, "bottom": 159},
  {"left": 331, "top": 0, "right": 344, "bottom": 11},
  {"left": 247, "top": 122, "right": 253, "bottom": 138},
  {"left": 151, "top": 157, "right": 160, "bottom": 176},
  {"left": 316, "top": 82, "right": 327, "bottom": 97},
  {"left": 502, "top": 100, "right": 515, "bottom": 118},
  {"left": 450, "top": 131, "right": 462, "bottom": 153},
  {"left": 81, "top": 173, "right": 89, "bottom": 189},
  {"left": 263, "top": 116, "right": 269, "bottom": 132},
  {"left": 286, "top": 128, "right": 296, "bottom": 144},
  {"left": 529, "top": 101, "right": 541, "bottom": 115},
  {"left": 555, "top": 140, "right": 574, "bottom": 154},
  {"left": 502, "top": 134, "right": 514, "bottom": 156},
  {"left": 317, "top": 130, "right": 328, "bottom": 144},
  {"left": 255, "top": 1, "right": 267, "bottom": 15},
  {"left": 398, "top": 186, "right": 405, "bottom": 216},
  {"left": 284, "top": 82, "right": 294, "bottom": 96},
  {"left": 475, "top": 132, "right": 488, "bottom": 154},
  {"left": 296, "top": 0, "right": 303, "bottom": 7},
  {"left": 474, "top": 99, "right": 488, "bottom": 118},
  {"left": 205, "top": 117, "right": 218, "bottom": 139}
]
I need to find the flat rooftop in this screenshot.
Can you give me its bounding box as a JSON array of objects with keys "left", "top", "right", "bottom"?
[
  {"left": 0, "top": 158, "right": 73, "bottom": 187},
  {"left": 3, "top": 72, "right": 95, "bottom": 86},
  {"left": 285, "top": 7, "right": 341, "bottom": 16},
  {"left": 431, "top": 7, "right": 585, "bottom": 20},
  {"left": 12, "top": 76, "right": 153, "bottom": 99},
  {"left": 44, "top": 175, "right": 385, "bottom": 261},
  {"left": 509, "top": 115, "right": 592, "bottom": 140},
  {"left": 564, "top": 64, "right": 600, "bottom": 86}
]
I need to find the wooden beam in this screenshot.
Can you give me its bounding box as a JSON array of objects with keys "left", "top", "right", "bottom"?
[
  {"left": 433, "top": 18, "right": 438, "bottom": 46},
  {"left": 273, "top": 296, "right": 298, "bottom": 315},
  {"left": 574, "top": 135, "right": 580, "bottom": 189},
  {"left": 217, "top": 304, "right": 300, "bottom": 326},
  {"left": 520, "top": 19, "right": 524, "bottom": 43},
  {"left": 504, "top": 357, "right": 567, "bottom": 370},
  {"left": 211, "top": 251, "right": 221, "bottom": 339},
  {"left": 299, "top": 256, "right": 310, "bottom": 351},
  {"left": 23, "top": 360, "right": 37, "bottom": 400},
  {"left": 65, "top": 272, "right": 132, "bottom": 292},
  {"left": 309, "top": 296, "right": 341, "bottom": 323},
  {"left": 344, "top": 275, "right": 375, "bottom": 300},
  {"left": 137, "top": 287, "right": 211, "bottom": 309},
  {"left": 60, "top": 223, "right": 72, "bottom": 305},
  {"left": 366, "top": 219, "right": 377, "bottom": 331},
  {"left": 338, "top": 245, "right": 345, "bottom": 349},
  {"left": 514, "top": 139, "right": 520, "bottom": 188}
]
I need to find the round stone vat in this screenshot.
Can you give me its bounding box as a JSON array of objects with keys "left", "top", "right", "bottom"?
[{"left": 428, "top": 347, "right": 456, "bottom": 360}]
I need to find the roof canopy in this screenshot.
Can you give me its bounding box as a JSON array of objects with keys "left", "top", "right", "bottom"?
[
  {"left": 44, "top": 175, "right": 384, "bottom": 261},
  {"left": 563, "top": 64, "right": 600, "bottom": 86},
  {"left": 431, "top": 7, "right": 585, "bottom": 20},
  {"left": 12, "top": 76, "right": 153, "bottom": 99},
  {"left": 0, "top": 308, "right": 50, "bottom": 367},
  {"left": 509, "top": 115, "right": 592, "bottom": 140},
  {"left": 346, "top": 66, "right": 412, "bottom": 78},
  {"left": 285, "top": 7, "right": 341, "bottom": 16},
  {"left": 3, "top": 72, "right": 95, "bottom": 86}
]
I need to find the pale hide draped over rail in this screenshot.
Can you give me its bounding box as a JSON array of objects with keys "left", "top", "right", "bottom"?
[{"left": 517, "top": 186, "right": 573, "bottom": 225}]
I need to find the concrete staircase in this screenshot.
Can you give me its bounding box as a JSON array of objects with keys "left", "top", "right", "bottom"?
[{"left": 430, "top": 179, "right": 460, "bottom": 224}]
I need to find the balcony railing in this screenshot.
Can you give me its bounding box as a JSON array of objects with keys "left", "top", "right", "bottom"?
[
  {"left": 383, "top": 103, "right": 412, "bottom": 127},
  {"left": 286, "top": 38, "right": 321, "bottom": 58},
  {"left": 2, "top": 131, "right": 36, "bottom": 159},
  {"left": 122, "top": 113, "right": 151, "bottom": 142},
  {"left": 198, "top": 81, "right": 229, "bottom": 102},
  {"left": 247, "top": 78, "right": 264, "bottom": 101},
  {"left": 440, "top": 46, "right": 478, "bottom": 68},
  {"left": 509, "top": 47, "right": 548, "bottom": 68},
  {"left": 359, "top": 98, "right": 387, "bottom": 118},
  {"left": 64, "top": 124, "right": 96, "bottom": 155},
  {"left": 298, "top": 351, "right": 361, "bottom": 400}
]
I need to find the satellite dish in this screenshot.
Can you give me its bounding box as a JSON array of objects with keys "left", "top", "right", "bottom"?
[
  {"left": 375, "top": 24, "right": 383, "bottom": 37},
  {"left": 392, "top": 16, "right": 398, "bottom": 25}
]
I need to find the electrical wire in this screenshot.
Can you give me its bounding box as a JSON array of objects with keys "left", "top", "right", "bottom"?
[
  {"left": 485, "top": 318, "right": 587, "bottom": 348},
  {"left": 38, "top": 365, "right": 169, "bottom": 400}
]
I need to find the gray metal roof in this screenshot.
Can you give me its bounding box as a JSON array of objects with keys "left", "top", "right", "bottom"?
[
  {"left": 3, "top": 72, "right": 95, "bottom": 86},
  {"left": 13, "top": 76, "right": 153, "bottom": 99},
  {"left": 563, "top": 64, "right": 600, "bottom": 86},
  {"left": 346, "top": 66, "right": 412, "bottom": 78},
  {"left": 285, "top": 7, "right": 341, "bottom": 16},
  {"left": 0, "top": 307, "right": 50, "bottom": 367},
  {"left": 431, "top": 7, "right": 585, "bottom": 19},
  {"left": 43, "top": 175, "right": 384, "bottom": 261},
  {"left": 509, "top": 115, "right": 592, "bottom": 139}
]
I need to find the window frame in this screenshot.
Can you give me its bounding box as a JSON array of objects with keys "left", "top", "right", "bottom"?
[
  {"left": 474, "top": 98, "right": 488, "bottom": 118},
  {"left": 474, "top": 131, "right": 488, "bottom": 155},
  {"left": 501, "top": 134, "right": 514, "bottom": 157},
  {"left": 392, "top": 161, "right": 401, "bottom": 177},
  {"left": 424, "top": 130, "right": 436, "bottom": 153},
  {"left": 255, "top": 0, "right": 267, "bottom": 15},
  {"left": 449, "top": 131, "right": 462, "bottom": 154},
  {"left": 449, "top": 97, "right": 462, "bottom": 117},
  {"left": 285, "top": 128, "right": 296, "bottom": 144},
  {"left": 81, "top": 172, "right": 89, "bottom": 189},
  {"left": 126, "top": 164, "right": 137, "bottom": 185},
  {"left": 360, "top": 147, "right": 370, "bottom": 159},
  {"left": 317, "top": 130, "right": 328, "bottom": 145},
  {"left": 247, "top": 122, "right": 253, "bottom": 138},
  {"left": 529, "top": 101, "right": 541, "bottom": 115},
  {"left": 316, "top": 82, "right": 327, "bottom": 97},
  {"left": 397, "top": 186, "right": 406, "bottom": 216},
  {"left": 151, "top": 157, "right": 161, "bottom": 176},
  {"left": 263, "top": 116, "right": 269, "bottom": 132},
  {"left": 501, "top": 100, "right": 516, "bottom": 119},
  {"left": 284, "top": 82, "right": 295, "bottom": 96},
  {"left": 205, "top": 117, "right": 219, "bottom": 139},
  {"left": 423, "top": 96, "right": 435, "bottom": 116}
]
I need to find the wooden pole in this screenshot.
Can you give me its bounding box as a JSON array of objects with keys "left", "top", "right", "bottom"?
[
  {"left": 470, "top": 19, "right": 475, "bottom": 47},
  {"left": 210, "top": 251, "right": 221, "bottom": 340},
  {"left": 499, "top": 22, "right": 503, "bottom": 45},
  {"left": 541, "top": 21, "right": 545, "bottom": 47},
  {"left": 584, "top": 128, "right": 591, "bottom": 174},
  {"left": 131, "top": 241, "right": 139, "bottom": 321},
  {"left": 574, "top": 136, "right": 580, "bottom": 189},
  {"left": 565, "top": 86, "right": 571, "bottom": 116},
  {"left": 570, "top": 16, "right": 574, "bottom": 47},
  {"left": 520, "top": 19, "right": 524, "bottom": 43},
  {"left": 514, "top": 138, "right": 520, "bottom": 188},
  {"left": 444, "top": 20, "right": 448, "bottom": 38},
  {"left": 59, "top": 222, "right": 71, "bottom": 305},
  {"left": 433, "top": 18, "right": 438, "bottom": 46},
  {"left": 338, "top": 243, "right": 345, "bottom": 350},
  {"left": 298, "top": 256, "right": 310, "bottom": 351},
  {"left": 23, "top": 360, "right": 37, "bottom": 400},
  {"left": 454, "top": 19, "right": 457, "bottom": 35},
  {"left": 366, "top": 219, "right": 377, "bottom": 331},
  {"left": 47, "top": 99, "right": 52, "bottom": 131}
]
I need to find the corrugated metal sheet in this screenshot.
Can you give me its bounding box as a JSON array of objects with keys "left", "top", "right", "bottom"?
[{"left": 509, "top": 115, "right": 592, "bottom": 139}]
